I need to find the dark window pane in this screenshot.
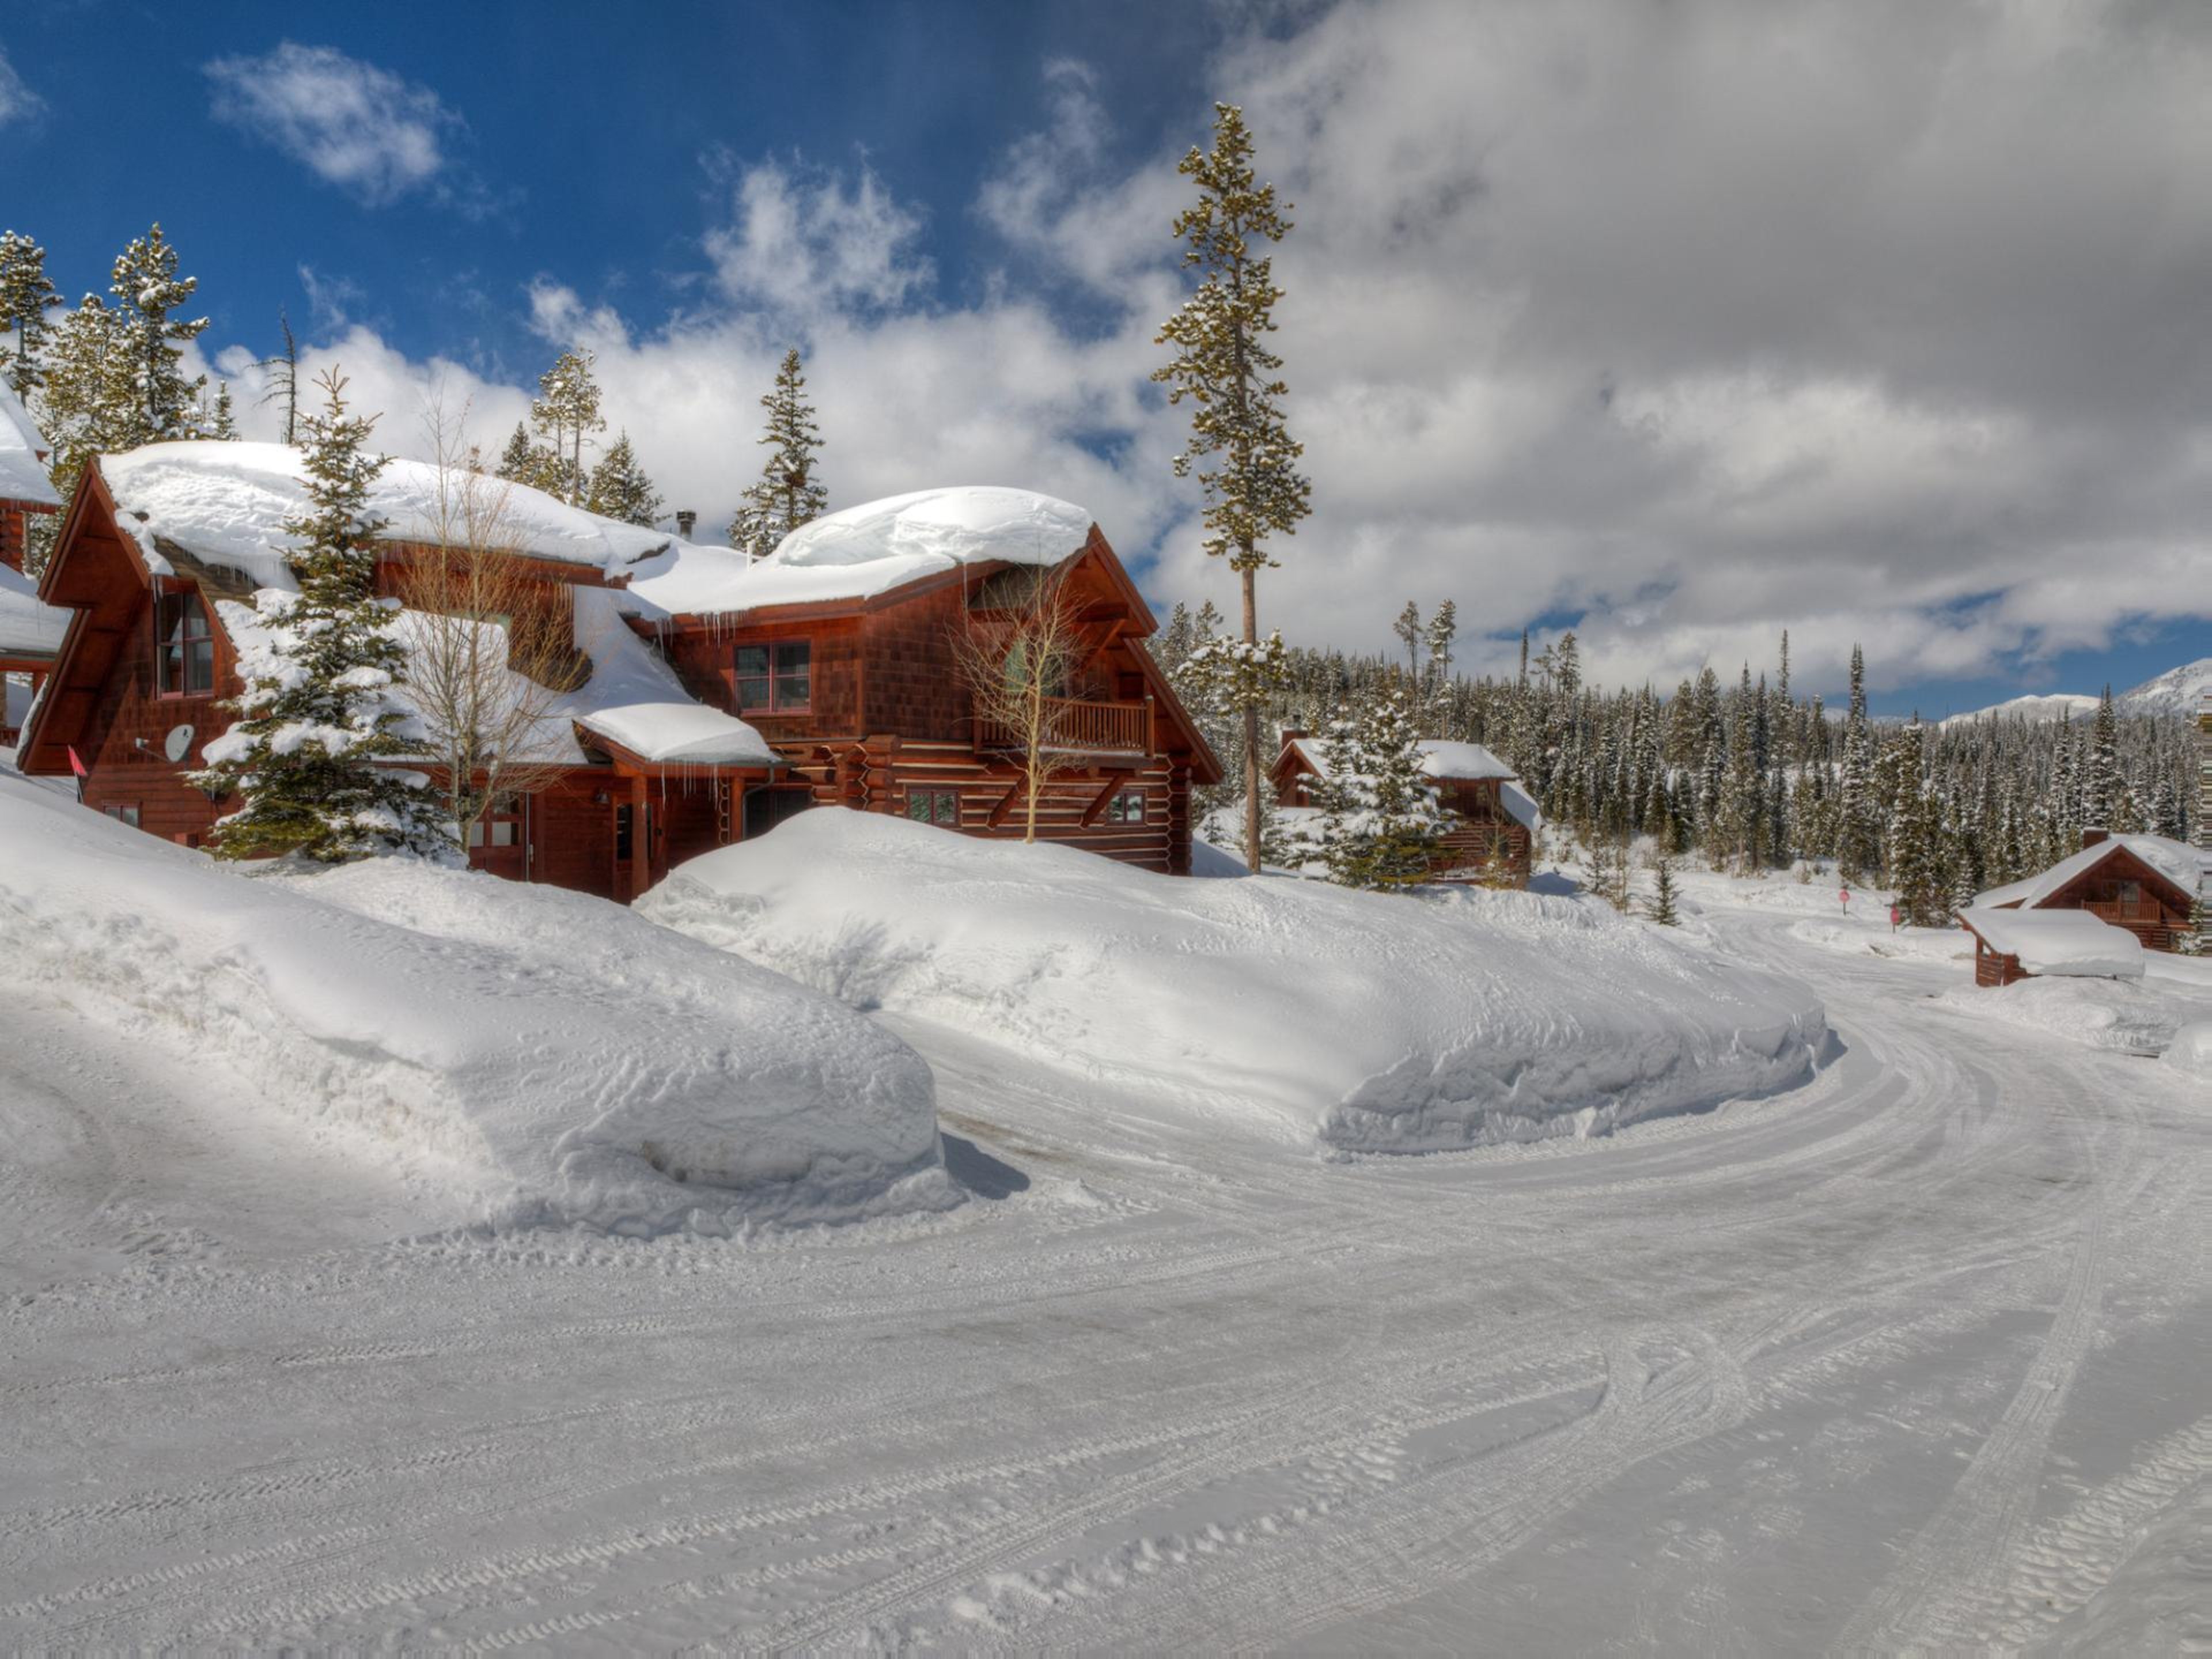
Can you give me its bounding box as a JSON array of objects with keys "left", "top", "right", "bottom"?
[
  {"left": 775, "top": 640, "right": 810, "bottom": 673},
  {"left": 934, "top": 791, "right": 958, "bottom": 825},
  {"left": 188, "top": 641, "right": 215, "bottom": 693},
  {"left": 775, "top": 671, "right": 809, "bottom": 708},
  {"left": 735, "top": 645, "right": 769, "bottom": 675},
  {"left": 906, "top": 791, "right": 932, "bottom": 821}
]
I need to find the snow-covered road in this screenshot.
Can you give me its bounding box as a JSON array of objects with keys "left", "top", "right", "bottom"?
[{"left": 0, "top": 889, "right": 2203, "bottom": 1651}]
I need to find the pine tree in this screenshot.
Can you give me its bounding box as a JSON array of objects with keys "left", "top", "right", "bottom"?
[
  {"left": 206, "top": 381, "right": 239, "bottom": 440},
  {"left": 1392, "top": 601, "right": 1423, "bottom": 680},
  {"left": 1889, "top": 780, "right": 1950, "bottom": 928},
  {"left": 2082, "top": 685, "right": 2122, "bottom": 829},
  {"left": 529, "top": 347, "right": 604, "bottom": 505},
  {"left": 107, "top": 223, "right": 209, "bottom": 445},
  {"left": 1646, "top": 850, "right": 1681, "bottom": 925},
  {"left": 31, "top": 295, "right": 134, "bottom": 570},
  {"left": 0, "top": 230, "right": 60, "bottom": 396},
  {"left": 1836, "top": 645, "right": 1877, "bottom": 880},
  {"left": 728, "top": 348, "right": 828, "bottom": 559},
  {"left": 1357, "top": 689, "right": 1452, "bottom": 888},
  {"left": 1155, "top": 103, "right": 1312, "bottom": 882},
  {"left": 585, "top": 430, "right": 664, "bottom": 527},
  {"left": 257, "top": 309, "right": 300, "bottom": 445},
  {"left": 192, "top": 370, "right": 444, "bottom": 863}
]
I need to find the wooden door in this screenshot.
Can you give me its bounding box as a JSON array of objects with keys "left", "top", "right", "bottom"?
[{"left": 469, "top": 793, "right": 529, "bottom": 882}]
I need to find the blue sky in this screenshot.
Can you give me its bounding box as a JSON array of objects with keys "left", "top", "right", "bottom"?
[{"left": 2, "top": 1, "right": 2208, "bottom": 714}]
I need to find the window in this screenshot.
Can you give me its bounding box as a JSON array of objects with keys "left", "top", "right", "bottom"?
[
  {"left": 735, "top": 639, "right": 811, "bottom": 713},
  {"left": 101, "top": 803, "right": 142, "bottom": 830},
  {"left": 155, "top": 588, "right": 214, "bottom": 696},
  {"left": 467, "top": 794, "right": 522, "bottom": 849},
  {"left": 906, "top": 789, "right": 960, "bottom": 827},
  {"left": 1106, "top": 789, "right": 1146, "bottom": 824}
]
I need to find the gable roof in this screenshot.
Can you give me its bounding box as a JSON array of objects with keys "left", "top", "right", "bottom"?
[
  {"left": 1974, "top": 832, "right": 2206, "bottom": 911},
  {"left": 622, "top": 486, "right": 1094, "bottom": 622},
  {"left": 96, "top": 441, "right": 679, "bottom": 589},
  {"left": 0, "top": 382, "right": 60, "bottom": 508}
]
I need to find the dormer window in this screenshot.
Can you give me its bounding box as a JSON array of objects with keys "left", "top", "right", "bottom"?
[{"left": 155, "top": 588, "right": 214, "bottom": 696}]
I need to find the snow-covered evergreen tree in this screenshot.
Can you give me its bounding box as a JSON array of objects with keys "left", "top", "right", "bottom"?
[
  {"left": 728, "top": 348, "right": 828, "bottom": 560},
  {"left": 1156, "top": 102, "right": 1312, "bottom": 882},
  {"left": 1646, "top": 850, "right": 1681, "bottom": 925},
  {"left": 193, "top": 370, "right": 444, "bottom": 863},
  {"left": 1836, "top": 645, "right": 1877, "bottom": 880},
  {"left": 0, "top": 229, "right": 60, "bottom": 396},
  {"left": 585, "top": 430, "right": 664, "bottom": 527},
  {"left": 529, "top": 348, "right": 604, "bottom": 505},
  {"left": 2082, "top": 685, "right": 2122, "bottom": 828},
  {"left": 206, "top": 381, "right": 239, "bottom": 440},
  {"left": 108, "top": 223, "right": 209, "bottom": 445}
]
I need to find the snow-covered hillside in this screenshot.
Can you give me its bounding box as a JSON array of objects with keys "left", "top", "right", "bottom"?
[
  {"left": 1940, "top": 656, "right": 2212, "bottom": 724},
  {"left": 641, "top": 811, "right": 1830, "bottom": 1153},
  {"left": 2117, "top": 656, "right": 2212, "bottom": 717},
  {"left": 0, "top": 770, "right": 955, "bottom": 1233}
]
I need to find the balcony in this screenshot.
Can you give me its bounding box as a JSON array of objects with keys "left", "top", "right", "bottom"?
[
  {"left": 974, "top": 695, "right": 1153, "bottom": 757},
  {"left": 2083, "top": 899, "right": 2175, "bottom": 926}
]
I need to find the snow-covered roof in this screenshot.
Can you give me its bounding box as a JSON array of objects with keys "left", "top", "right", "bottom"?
[
  {"left": 624, "top": 486, "right": 1093, "bottom": 620},
  {"left": 1959, "top": 907, "right": 2147, "bottom": 979},
  {"left": 0, "top": 562, "right": 69, "bottom": 660},
  {"left": 1280, "top": 734, "right": 1539, "bottom": 835},
  {"left": 99, "top": 442, "right": 680, "bottom": 589},
  {"left": 1974, "top": 832, "right": 2208, "bottom": 910},
  {"left": 211, "top": 585, "right": 774, "bottom": 772},
  {"left": 0, "top": 382, "right": 60, "bottom": 507}
]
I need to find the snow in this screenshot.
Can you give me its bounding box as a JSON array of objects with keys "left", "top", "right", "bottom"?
[
  {"left": 1935, "top": 972, "right": 2201, "bottom": 1056},
  {"left": 1283, "top": 734, "right": 1541, "bottom": 834},
  {"left": 1972, "top": 831, "right": 2208, "bottom": 910},
  {"left": 0, "top": 767, "right": 954, "bottom": 1234},
  {"left": 2163, "top": 1020, "right": 2212, "bottom": 1077},
  {"left": 0, "top": 560, "right": 69, "bottom": 659},
  {"left": 210, "top": 584, "right": 774, "bottom": 770},
  {"left": 0, "top": 810, "right": 2206, "bottom": 1649},
  {"left": 624, "top": 485, "right": 1093, "bottom": 619},
  {"left": 639, "top": 809, "right": 1830, "bottom": 1154},
  {"left": 98, "top": 442, "right": 681, "bottom": 589},
  {"left": 0, "top": 379, "right": 60, "bottom": 506},
  {"left": 2116, "top": 656, "right": 2212, "bottom": 718},
  {"left": 1959, "top": 906, "right": 2146, "bottom": 978},
  {"left": 1936, "top": 691, "right": 2099, "bottom": 729}
]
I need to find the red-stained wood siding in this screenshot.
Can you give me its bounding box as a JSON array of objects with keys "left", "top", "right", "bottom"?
[
  {"left": 860, "top": 582, "right": 967, "bottom": 740},
  {"left": 657, "top": 615, "right": 867, "bottom": 745},
  {"left": 74, "top": 582, "right": 236, "bottom": 846}
]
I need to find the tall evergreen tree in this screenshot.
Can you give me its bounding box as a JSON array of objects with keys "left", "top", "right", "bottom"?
[
  {"left": 0, "top": 230, "right": 60, "bottom": 396},
  {"left": 728, "top": 347, "right": 828, "bottom": 559},
  {"left": 1155, "top": 103, "right": 1313, "bottom": 880},
  {"left": 1836, "top": 644, "right": 1878, "bottom": 880},
  {"left": 585, "top": 430, "right": 665, "bottom": 527},
  {"left": 2082, "top": 685, "right": 2122, "bottom": 828},
  {"left": 193, "top": 371, "right": 444, "bottom": 863},
  {"left": 529, "top": 347, "right": 604, "bottom": 504},
  {"left": 107, "top": 223, "right": 209, "bottom": 444}
]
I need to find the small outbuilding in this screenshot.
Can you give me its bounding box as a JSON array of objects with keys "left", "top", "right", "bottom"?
[
  {"left": 1271, "top": 732, "right": 1540, "bottom": 887},
  {"left": 1971, "top": 830, "right": 2206, "bottom": 955},
  {"left": 1956, "top": 906, "right": 2147, "bottom": 988}
]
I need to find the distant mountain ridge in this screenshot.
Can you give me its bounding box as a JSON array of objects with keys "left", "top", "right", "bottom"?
[{"left": 1938, "top": 658, "right": 2212, "bottom": 726}]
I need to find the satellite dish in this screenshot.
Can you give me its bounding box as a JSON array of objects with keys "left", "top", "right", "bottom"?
[{"left": 163, "top": 724, "right": 195, "bottom": 764}]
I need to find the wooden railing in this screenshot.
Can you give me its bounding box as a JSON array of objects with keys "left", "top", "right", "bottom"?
[
  {"left": 2084, "top": 899, "right": 2173, "bottom": 925},
  {"left": 974, "top": 695, "right": 1152, "bottom": 755}
]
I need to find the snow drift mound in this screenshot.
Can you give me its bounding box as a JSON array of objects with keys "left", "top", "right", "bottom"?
[
  {"left": 0, "top": 773, "right": 954, "bottom": 1233},
  {"left": 641, "top": 812, "right": 1831, "bottom": 1154}
]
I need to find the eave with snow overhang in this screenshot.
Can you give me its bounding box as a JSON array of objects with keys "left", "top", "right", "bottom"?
[
  {"left": 1971, "top": 829, "right": 2207, "bottom": 955},
  {"left": 1957, "top": 906, "right": 2148, "bottom": 987}
]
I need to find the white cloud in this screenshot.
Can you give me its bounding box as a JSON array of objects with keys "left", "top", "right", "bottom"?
[
  {"left": 705, "top": 157, "right": 933, "bottom": 315},
  {"left": 194, "top": 2, "right": 2212, "bottom": 701},
  {"left": 204, "top": 43, "right": 460, "bottom": 207},
  {"left": 0, "top": 46, "right": 43, "bottom": 127}
]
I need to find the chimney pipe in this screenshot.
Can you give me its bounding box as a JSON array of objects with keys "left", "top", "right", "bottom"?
[
  {"left": 2081, "top": 826, "right": 2109, "bottom": 849},
  {"left": 675, "top": 509, "right": 697, "bottom": 540}
]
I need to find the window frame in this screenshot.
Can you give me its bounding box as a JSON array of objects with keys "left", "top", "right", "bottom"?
[
  {"left": 734, "top": 637, "right": 813, "bottom": 715},
  {"left": 154, "top": 586, "right": 216, "bottom": 699},
  {"left": 904, "top": 788, "right": 960, "bottom": 827},
  {"left": 1107, "top": 789, "right": 1146, "bottom": 825},
  {"left": 101, "top": 802, "right": 143, "bottom": 830}
]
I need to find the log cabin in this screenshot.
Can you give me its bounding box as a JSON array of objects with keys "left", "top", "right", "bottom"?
[
  {"left": 1271, "top": 730, "right": 1539, "bottom": 887},
  {"left": 14, "top": 446, "right": 1219, "bottom": 898},
  {"left": 0, "top": 382, "right": 65, "bottom": 744},
  {"left": 1969, "top": 828, "right": 2207, "bottom": 955}
]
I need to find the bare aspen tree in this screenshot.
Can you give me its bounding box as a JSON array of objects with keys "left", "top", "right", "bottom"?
[
  {"left": 396, "top": 403, "right": 582, "bottom": 854},
  {"left": 954, "top": 565, "right": 1090, "bottom": 844}
]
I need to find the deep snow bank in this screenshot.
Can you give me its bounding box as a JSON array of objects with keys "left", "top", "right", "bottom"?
[
  {"left": 1934, "top": 975, "right": 2207, "bottom": 1059},
  {"left": 0, "top": 772, "right": 953, "bottom": 1232},
  {"left": 640, "top": 812, "right": 1831, "bottom": 1153}
]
